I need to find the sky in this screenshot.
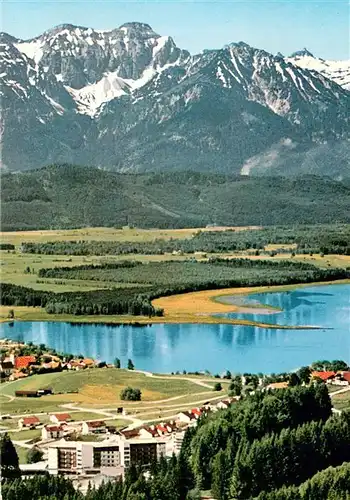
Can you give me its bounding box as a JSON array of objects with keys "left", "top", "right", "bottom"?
[{"left": 1, "top": 0, "right": 349, "bottom": 60}]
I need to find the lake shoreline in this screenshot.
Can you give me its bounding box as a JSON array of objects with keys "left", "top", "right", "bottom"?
[{"left": 1, "top": 279, "right": 348, "bottom": 330}]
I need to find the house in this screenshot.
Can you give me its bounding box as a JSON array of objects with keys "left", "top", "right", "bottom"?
[
  {"left": 37, "top": 388, "right": 53, "bottom": 396},
  {"left": 191, "top": 408, "right": 203, "bottom": 419},
  {"left": 164, "top": 420, "right": 178, "bottom": 433},
  {"left": 341, "top": 372, "right": 350, "bottom": 385},
  {"left": 177, "top": 411, "right": 197, "bottom": 424},
  {"left": 333, "top": 371, "right": 350, "bottom": 386},
  {"left": 67, "top": 360, "right": 84, "bottom": 370},
  {"left": 50, "top": 413, "right": 72, "bottom": 424},
  {"left": 120, "top": 428, "right": 140, "bottom": 439},
  {"left": 14, "top": 355, "right": 37, "bottom": 370},
  {"left": 15, "top": 390, "right": 39, "bottom": 398},
  {"left": 82, "top": 420, "right": 107, "bottom": 435},
  {"left": 42, "top": 425, "right": 66, "bottom": 440},
  {"left": 216, "top": 398, "right": 237, "bottom": 409},
  {"left": 81, "top": 358, "right": 95, "bottom": 368},
  {"left": 156, "top": 424, "right": 169, "bottom": 436},
  {"left": 0, "top": 360, "right": 14, "bottom": 376},
  {"left": 18, "top": 416, "right": 40, "bottom": 429},
  {"left": 311, "top": 371, "right": 336, "bottom": 383},
  {"left": 42, "top": 361, "right": 61, "bottom": 371},
  {"left": 266, "top": 381, "right": 289, "bottom": 390},
  {"left": 139, "top": 425, "right": 160, "bottom": 438}
]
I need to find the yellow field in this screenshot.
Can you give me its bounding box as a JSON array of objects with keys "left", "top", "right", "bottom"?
[
  {"left": 0, "top": 225, "right": 261, "bottom": 247},
  {"left": 0, "top": 368, "right": 221, "bottom": 415}
]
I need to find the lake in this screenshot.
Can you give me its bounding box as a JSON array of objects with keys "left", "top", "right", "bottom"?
[{"left": 1, "top": 284, "right": 349, "bottom": 374}]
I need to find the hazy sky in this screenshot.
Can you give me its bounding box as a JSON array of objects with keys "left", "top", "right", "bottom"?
[{"left": 2, "top": 0, "right": 349, "bottom": 60}]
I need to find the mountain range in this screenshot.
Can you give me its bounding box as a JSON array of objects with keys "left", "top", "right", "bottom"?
[{"left": 1, "top": 22, "right": 349, "bottom": 176}]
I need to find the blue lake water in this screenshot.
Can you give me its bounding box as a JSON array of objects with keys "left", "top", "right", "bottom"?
[{"left": 1, "top": 284, "right": 349, "bottom": 374}]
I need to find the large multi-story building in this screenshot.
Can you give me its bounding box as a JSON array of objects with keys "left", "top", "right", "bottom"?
[{"left": 48, "top": 436, "right": 166, "bottom": 476}]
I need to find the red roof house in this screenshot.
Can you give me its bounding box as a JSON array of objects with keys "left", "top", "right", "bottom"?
[
  {"left": 139, "top": 425, "right": 160, "bottom": 438},
  {"left": 50, "top": 413, "right": 72, "bottom": 423},
  {"left": 311, "top": 371, "right": 336, "bottom": 382},
  {"left": 14, "top": 356, "right": 36, "bottom": 370},
  {"left": 191, "top": 408, "right": 202, "bottom": 418},
  {"left": 19, "top": 416, "right": 40, "bottom": 428},
  {"left": 342, "top": 372, "right": 350, "bottom": 383}
]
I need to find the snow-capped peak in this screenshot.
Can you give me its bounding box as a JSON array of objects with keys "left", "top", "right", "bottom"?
[{"left": 287, "top": 52, "right": 350, "bottom": 90}]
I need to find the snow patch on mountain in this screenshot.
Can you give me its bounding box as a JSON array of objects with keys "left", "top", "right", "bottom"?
[
  {"left": 66, "top": 73, "right": 131, "bottom": 115},
  {"left": 14, "top": 40, "right": 44, "bottom": 65},
  {"left": 288, "top": 54, "right": 350, "bottom": 90}
]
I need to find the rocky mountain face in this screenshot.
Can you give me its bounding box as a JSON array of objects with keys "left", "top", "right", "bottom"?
[{"left": 1, "top": 23, "right": 349, "bottom": 176}]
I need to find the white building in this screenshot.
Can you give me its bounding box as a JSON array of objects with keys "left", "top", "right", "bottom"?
[
  {"left": 50, "top": 413, "right": 72, "bottom": 424},
  {"left": 42, "top": 425, "right": 66, "bottom": 441},
  {"left": 47, "top": 437, "right": 166, "bottom": 476},
  {"left": 177, "top": 411, "right": 197, "bottom": 424},
  {"left": 172, "top": 431, "right": 186, "bottom": 454},
  {"left": 82, "top": 420, "right": 107, "bottom": 435}
]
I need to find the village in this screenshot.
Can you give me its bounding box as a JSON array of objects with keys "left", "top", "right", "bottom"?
[
  {"left": 3, "top": 398, "right": 239, "bottom": 491},
  {"left": 1, "top": 339, "right": 350, "bottom": 492}
]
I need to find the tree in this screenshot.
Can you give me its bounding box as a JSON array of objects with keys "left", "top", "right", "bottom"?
[
  {"left": 0, "top": 433, "right": 20, "bottom": 479},
  {"left": 27, "top": 446, "right": 44, "bottom": 463},
  {"left": 214, "top": 382, "right": 222, "bottom": 391},
  {"left": 224, "top": 370, "right": 232, "bottom": 379},
  {"left": 211, "top": 449, "right": 231, "bottom": 500},
  {"left": 120, "top": 387, "right": 141, "bottom": 401},
  {"left": 298, "top": 366, "right": 311, "bottom": 384},
  {"left": 114, "top": 358, "right": 121, "bottom": 369},
  {"left": 7, "top": 309, "right": 14, "bottom": 319},
  {"left": 128, "top": 359, "right": 135, "bottom": 370},
  {"left": 289, "top": 372, "right": 301, "bottom": 386}
]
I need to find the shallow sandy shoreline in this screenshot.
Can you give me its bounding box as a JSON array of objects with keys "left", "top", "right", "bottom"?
[{"left": 1, "top": 279, "right": 347, "bottom": 329}]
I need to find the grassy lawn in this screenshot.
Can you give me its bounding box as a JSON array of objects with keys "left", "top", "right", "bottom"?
[
  {"left": 104, "top": 419, "right": 131, "bottom": 428},
  {"left": 14, "top": 444, "right": 28, "bottom": 464},
  {"left": 0, "top": 398, "right": 72, "bottom": 415},
  {"left": 8, "top": 428, "right": 42, "bottom": 441},
  {"left": 0, "top": 369, "right": 211, "bottom": 414},
  {"left": 332, "top": 390, "right": 350, "bottom": 411},
  {"left": 68, "top": 411, "right": 110, "bottom": 421},
  {"left": 0, "top": 251, "right": 194, "bottom": 292}
]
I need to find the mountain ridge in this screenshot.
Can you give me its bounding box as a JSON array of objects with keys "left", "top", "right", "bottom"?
[
  {"left": 2, "top": 165, "right": 350, "bottom": 230},
  {"left": 1, "top": 22, "right": 349, "bottom": 175}
]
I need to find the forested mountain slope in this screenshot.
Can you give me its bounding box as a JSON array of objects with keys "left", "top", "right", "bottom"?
[{"left": 2, "top": 165, "right": 350, "bottom": 230}]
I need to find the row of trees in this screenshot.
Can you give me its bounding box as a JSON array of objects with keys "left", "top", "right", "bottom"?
[
  {"left": 19, "top": 224, "right": 350, "bottom": 256},
  {"left": 0, "top": 283, "right": 164, "bottom": 318}
]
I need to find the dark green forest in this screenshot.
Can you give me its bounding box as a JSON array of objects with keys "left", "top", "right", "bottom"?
[
  {"left": 2, "top": 385, "right": 350, "bottom": 499},
  {"left": 2, "top": 165, "right": 350, "bottom": 230},
  {"left": 20, "top": 224, "right": 350, "bottom": 256},
  {"left": 1, "top": 259, "right": 348, "bottom": 316}
]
